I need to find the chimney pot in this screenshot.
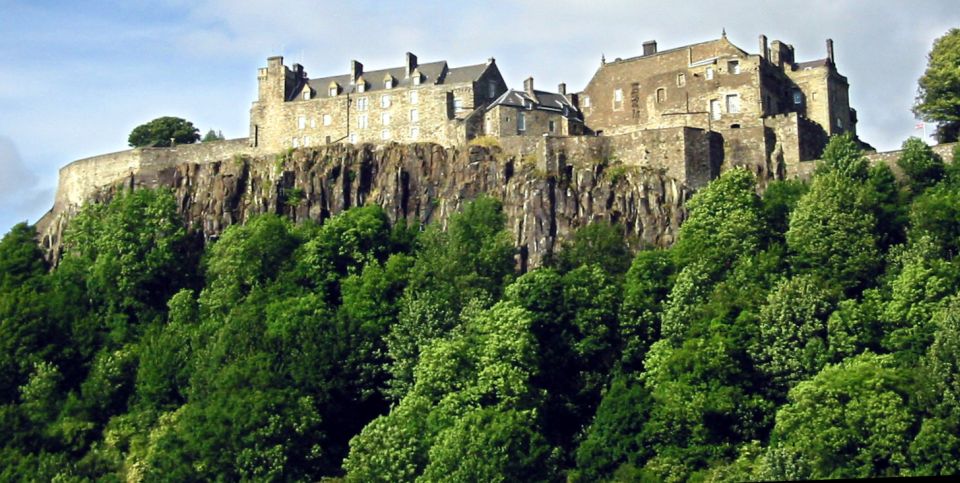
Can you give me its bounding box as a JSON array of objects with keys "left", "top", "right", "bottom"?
[
  {"left": 405, "top": 52, "right": 418, "bottom": 78},
  {"left": 558, "top": 82, "right": 566, "bottom": 95},
  {"left": 524, "top": 77, "right": 535, "bottom": 95},
  {"left": 826, "top": 38, "right": 835, "bottom": 64},
  {"left": 642, "top": 40, "right": 658, "bottom": 56},
  {"left": 759, "top": 34, "right": 768, "bottom": 59},
  {"left": 351, "top": 60, "right": 363, "bottom": 82}
]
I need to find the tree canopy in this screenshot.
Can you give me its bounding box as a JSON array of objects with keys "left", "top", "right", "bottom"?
[
  {"left": 913, "top": 28, "right": 960, "bottom": 143},
  {"left": 127, "top": 116, "right": 201, "bottom": 148}
]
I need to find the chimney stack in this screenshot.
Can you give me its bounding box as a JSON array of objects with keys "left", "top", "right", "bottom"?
[
  {"left": 826, "top": 38, "right": 835, "bottom": 64},
  {"left": 524, "top": 77, "right": 535, "bottom": 96},
  {"left": 759, "top": 34, "right": 768, "bottom": 60},
  {"left": 405, "top": 52, "right": 418, "bottom": 78},
  {"left": 558, "top": 82, "right": 566, "bottom": 96},
  {"left": 350, "top": 60, "right": 363, "bottom": 82},
  {"left": 643, "top": 40, "right": 658, "bottom": 56}
]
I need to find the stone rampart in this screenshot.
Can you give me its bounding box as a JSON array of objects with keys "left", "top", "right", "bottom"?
[{"left": 787, "top": 142, "right": 958, "bottom": 180}]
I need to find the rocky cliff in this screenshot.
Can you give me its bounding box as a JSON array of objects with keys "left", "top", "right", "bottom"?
[{"left": 37, "top": 142, "right": 692, "bottom": 269}]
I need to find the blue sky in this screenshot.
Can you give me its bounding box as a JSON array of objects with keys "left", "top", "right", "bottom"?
[{"left": 1, "top": 0, "right": 958, "bottom": 234}]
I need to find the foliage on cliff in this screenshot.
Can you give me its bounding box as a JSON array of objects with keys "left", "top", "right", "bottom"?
[
  {"left": 1, "top": 135, "right": 959, "bottom": 481},
  {"left": 914, "top": 28, "right": 960, "bottom": 143}
]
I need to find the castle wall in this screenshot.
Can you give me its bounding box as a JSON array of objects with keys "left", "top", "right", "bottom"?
[{"left": 787, "top": 142, "right": 958, "bottom": 180}]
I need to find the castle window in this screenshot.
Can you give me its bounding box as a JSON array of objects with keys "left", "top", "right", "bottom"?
[
  {"left": 303, "top": 90, "right": 311, "bottom": 100},
  {"left": 410, "top": 126, "right": 420, "bottom": 140},
  {"left": 357, "top": 97, "right": 368, "bottom": 111},
  {"left": 613, "top": 88, "right": 623, "bottom": 111},
  {"left": 329, "top": 85, "right": 339, "bottom": 96},
  {"left": 349, "top": 133, "right": 357, "bottom": 144},
  {"left": 310, "top": 118, "right": 316, "bottom": 128},
  {"left": 358, "top": 114, "right": 368, "bottom": 129},
  {"left": 292, "top": 137, "right": 300, "bottom": 148},
  {"left": 836, "top": 117, "right": 843, "bottom": 129},
  {"left": 381, "top": 94, "right": 391, "bottom": 108},
  {"left": 385, "top": 78, "right": 394, "bottom": 89},
  {"left": 517, "top": 112, "right": 526, "bottom": 132},
  {"left": 381, "top": 129, "right": 390, "bottom": 141},
  {"left": 488, "top": 81, "right": 497, "bottom": 99},
  {"left": 323, "top": 114, "right": 332, "bottom": 126},
  {"left": 793, "top": 90, "right": 803, "bottom": 105},
  {"left": 710, "top": 99, "right": 721, "bottom": 120},
  {"left": 382, "top": 112, "right": 391, "bottom": 125},
  {"left": 656, "top": 88, "right": 666, "bottom": 103},
  {"left": 549, "top": 120, "right": 556, "bottom": 133},
  {"left": 706, "top": 67, "right": 714, "bottom": 80},
  {"left": 413, "top": 74, "right": 422, "bottom": 86},
  {"left": 358, "top": 83, "right": 366, "bottom": 93},
  {"left": 728, "top": 60, "right": 740, "bottom": 74},
  {"left": 410, "top": 109, "right": 419, "bottom": 123},
  {"left": 410, "top": 91, "right": 419, "bottom": 104},
  {"left": 677, "top": 73, "right": 686, "bottom": 87},
  {"left": 726, "top": 94, "right": 740, "bottom": 114},
  {"left": 298, "top": 116, "right": 306, "bottom": 130},
  {"left": 582, "top": 96, "right": 591, "bottom": 108},
  {"left": 454, "top": 99, "right": 464, "bottom": 111},
  {"left": 304, "top": 136, "right": 311, "bottom": 146}
]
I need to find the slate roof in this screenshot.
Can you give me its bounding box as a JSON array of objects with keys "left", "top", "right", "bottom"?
[
  {"left": 298, "top": 60, "right": 491, "bottom": 101},
  {"left": 488, "top": 89, "right": 581, "bottom": 119}
]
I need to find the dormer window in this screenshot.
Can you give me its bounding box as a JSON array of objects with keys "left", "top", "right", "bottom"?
[
  {"left": 302, "top": 87, "right": 312, "bottom": 100},
  {"left": 384, "top": 76, "right": 394, "bottom": 89},
  {"left": 328, "top": 82, "right": 339, "bottom": 97},
  {"left": 411, "top": 69, "right": 423, "bottom": 86}
]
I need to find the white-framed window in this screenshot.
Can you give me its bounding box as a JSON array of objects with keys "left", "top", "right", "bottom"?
[
  {"left": 409, "top": 91, "right": 419, "bottom": 104},
  {"left": 677, "top": 73, "right": 686, "bottom": 87},
  {"left": 303, "top": 90, "right": 311, "bottom": 100},
  {"left": 310, "top": 118, "right": 316, "bottom": 128},
  {"left": 358, "top": 114, "right": 368, "bottom": 129},
  {"left": 656, "top": 88, "right": 666, "bottom": 103},
  {"left": 728, "top": 60, "right": 740, "bottom": 74},
  {"left": 710, "top": 99, "right": 721, "bottom": 120},
  {"left": 298, "top": 116, "right": 306, "bottom": 130},
  {"left": 385, "top": 78, "right": 394, "bottom": 89},
  {"left": 292, "top": 137, "right": 300, "bottom": 148},
  {"left": 726, "top": 93, "right": 740, "bottom": 114},
  {"left": 488, "top": 81, "right": 497, "bottom": 98},
  {"left": 613, "top": 88, "right": 623, "bottom": 110},
  {"left": 356, "top": 97, "right": 368, "bottom": 111},
  {"left": 323, "top": 114, "right": 332, "bottom": 126},
  {"left": 381, "top": 94, "right": 391, "bottom": 108},
  {"left": 349, "top": 133, "right": 357, "bottom": 144},
  {"left": 410, "top": 109, "right": 419, "bottom": 122},
  {"left": 304, "top": 136, "right": 311, "bottom": 147},
  {"left": 548, "top": 120, "right": 556, "bottom": 133},
  {"left": 382, "top": 112, "right": 391, "bottom": 125},
  {"left": 836, "top": 117, "right": 843, "bottom": 129},
  {"left": 413, "top": 74, "right": 422, "bottom": 86},
  {"left": 329, "top": 86, "right": 338, "bottom": 96},
  {"left": 485, "top": 117, "right": 493, "bottom": 134},
  {"left": 517, "top": 112, "right": 526, "bottom": 132},
  {"left": 454, "top": 99, "right": 464, "bottom": 111},
  {"left": 582, "top": 95, "right": 591, "bottom": 108},
  {"left": 793, "top": 90, "right": 803, "bottom": 105},
  {"left": 706, "top": 67, "right": 714, "bottom": 80},
  {"left": 410, "top": 126, "right": 420, "bottom": 140},
  {"left": 381, "top": 129, "right": 390, "bottom": 140},
  {"left": 357, "top": 83, "right": 366, "bottom": 93}
]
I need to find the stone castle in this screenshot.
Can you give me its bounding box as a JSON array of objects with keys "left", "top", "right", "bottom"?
[
  {"left": 248, "top": 32, "right": 859, "bottom": 187},
  {"left": 41, "top": 32, "right": 882, "bottom": 263}
]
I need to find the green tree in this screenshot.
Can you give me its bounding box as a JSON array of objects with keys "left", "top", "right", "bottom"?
[
  {"left": 554, "top": 221, "right": 632, "bottom": 276},
  {"left": 127, "top": 116, "right": 201, "bottom": 147},
  {"left": 897, "top": 137, "right": 945, "bottom": 193},
  {"left": 913, "top": 28, "right": 960, "bottom": 143},
  {"left": 816, "top": 132, "right": 869, "bottom": 180},
  {"left": 766, "top": 353, "right": 919, "bottom": 480},
  {"left": 909, "top": 181, "right": 960, "bottom": 257},
  {"left": 201, "top": 129, "right": 225, "bottom": 142},
  {"left": 574, "top": 376, "right": 652, "bottom": 481},
  {"left": 786, "top": 169, "right": 879, "bottom": 292}
]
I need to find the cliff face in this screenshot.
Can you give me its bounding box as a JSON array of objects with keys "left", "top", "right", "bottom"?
[{"left": 37, "top": 143, "right": 692, "bottom": 269}]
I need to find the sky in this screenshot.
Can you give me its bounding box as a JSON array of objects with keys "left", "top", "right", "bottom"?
[{"left": 0, "top": 0, "right": 957, "bottom": 234}]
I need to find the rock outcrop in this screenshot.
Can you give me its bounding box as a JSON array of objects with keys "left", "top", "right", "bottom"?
[{"left": 37, "top": 143, "right": 692, "bottom": 269}]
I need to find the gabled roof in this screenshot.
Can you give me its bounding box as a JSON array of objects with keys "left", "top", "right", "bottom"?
[
  {"left": 488, "top": 89, "right": 580, "bottom": 118},
  {"left": 300, "top": 60, "right": 491, "bottom": 101}
]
